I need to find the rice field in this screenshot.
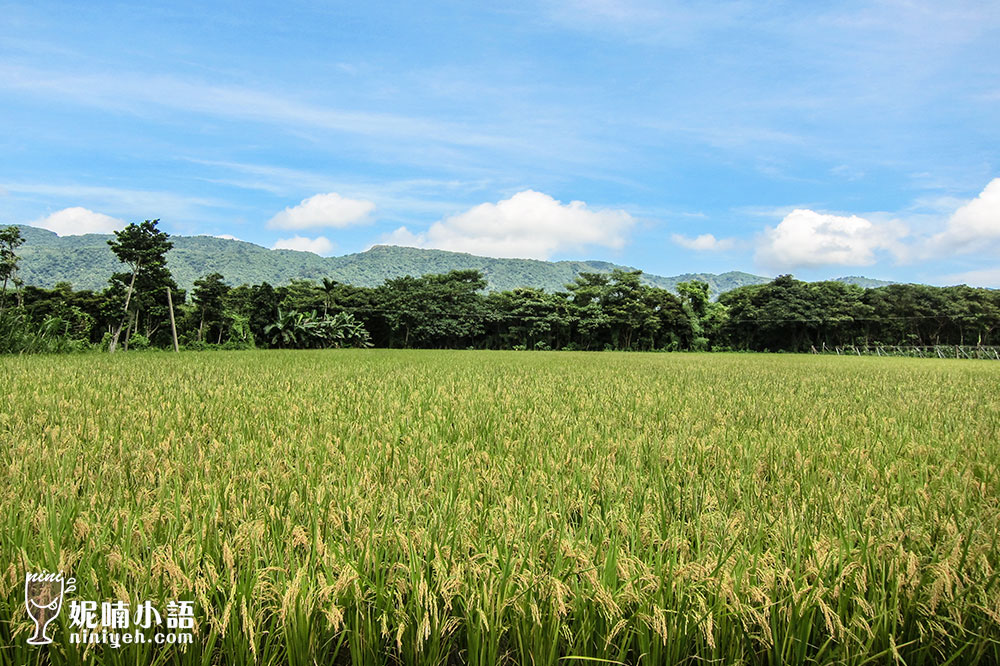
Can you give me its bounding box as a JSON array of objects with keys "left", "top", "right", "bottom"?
[{"left": 1, "top": 350, "right": 999, "bottom": 665}]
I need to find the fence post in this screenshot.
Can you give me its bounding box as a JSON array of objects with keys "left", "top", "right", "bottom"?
[{"left": 166, "top": 287, "right": 180, "bottom": 353}]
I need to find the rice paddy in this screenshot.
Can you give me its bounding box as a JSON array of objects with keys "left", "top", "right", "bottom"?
[{"left": 1, "top": 350, "right": 998, "bottom": 665}]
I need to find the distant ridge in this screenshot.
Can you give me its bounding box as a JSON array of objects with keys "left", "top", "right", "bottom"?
[
  {"left": 12, "top": 225, "right": 892, "bottom": 294},
  {"left": 832, "top": 275, "right": 896, "bottom": 289}
]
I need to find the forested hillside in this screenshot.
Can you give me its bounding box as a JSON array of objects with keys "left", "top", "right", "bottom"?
[{"left": 13, "top": 225, "right": 890, "bottom": 294}]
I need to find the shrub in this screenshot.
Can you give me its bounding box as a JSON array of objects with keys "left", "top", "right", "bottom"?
[{"left": 127, "top": 333, "right": 150, "bottom": 350}]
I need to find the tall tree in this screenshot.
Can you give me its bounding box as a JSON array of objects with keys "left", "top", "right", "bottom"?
[
  {"left": 321, "top": 278, "right": 339, "bottom": 316},
  {"left": 677, "top": 280, "right": 710, "bottom": 321},
  {"left": 677, "top": 280, "right": 716, "bottom": 350},
  {"left": 487, "top": 288, "right": 569, "bottom": 350},
  {"left": 565, "top": 270, "right": 680, "bottom": 350},
  {"left": 377, "top": 270, "right": 487, "bottom": 348},
  {"left": 106, "top": 220, "right": 173, "bottom": 352},
  {"left": 191, "top": 272, "right": 230, "bottom": 343},
  {"left": 566, "top": 272, "right": 612, "bottom": 349},
  {"left": 247, "top": 282, "right": 280, "bottom": 345},
  {"left": 602, "top": 269, "right": 647, "bottom": 350},
  {"left": 278, "top": 279, "right": 324, "bottom": 313},
  {"left": 0, "top": 226, "right": 25, "bottom": 316}
]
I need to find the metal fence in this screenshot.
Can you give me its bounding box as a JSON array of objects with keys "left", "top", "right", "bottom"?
[{"left": 811, "top": 343, "right": 1000, "bottom": 359}]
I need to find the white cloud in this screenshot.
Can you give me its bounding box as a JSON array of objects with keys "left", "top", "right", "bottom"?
[
  {"left": 381, "top": 226, "right": 425, "bottom": 248},
  {"left": 267, "top": 193, "right": 375, "bottom": 230},
  {"left": 31, "top": 207, "right": 124, "bottom": 235},
  {"left": 671, "top": 233, "right": 735, "bottom": 251},
  {"left": 212, "top": 234, "right": 241, "bottom": 241},
  {"left": 756, "top": 208, "right": 906, "bottom": 270},
  {"left": 271, "top": 235, "right": 336, "bottom": 256},
  {"left": 942, "top": 267, "right": 1000, "bottom": 288},
  {"left": 930, "top": 178, "right": 1000, "bottom": 252},
  {"left": 381, "top": 190, "right": 634, "bottom": 260}
]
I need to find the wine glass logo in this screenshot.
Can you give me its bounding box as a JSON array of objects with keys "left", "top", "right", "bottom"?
[{"left": 24, "top": 571, "right": 75, "bottom": 646}]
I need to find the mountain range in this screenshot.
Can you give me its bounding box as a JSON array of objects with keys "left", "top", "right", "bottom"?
[{"left": 11, "top": 225, "right": 893, "bottom": 295}]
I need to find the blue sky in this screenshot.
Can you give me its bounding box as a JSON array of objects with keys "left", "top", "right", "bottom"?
[{"left": 2, "top": 1, "right": 999, "bottom": 285}]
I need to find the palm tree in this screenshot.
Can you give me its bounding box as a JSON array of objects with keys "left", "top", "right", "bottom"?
[{"left": 321, "top": 278, "right": 338, "bottom": 317}]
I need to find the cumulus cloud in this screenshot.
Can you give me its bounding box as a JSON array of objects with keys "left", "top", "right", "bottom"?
[
  {"left": 212, "top": 233, "right": 241, "bottom": 241},
  {"left": 381, "top": 226, "right": 425, "bottom": 248},
  {"left": 755, "top": 208, "right": 906, "bottom": 270},
  {"left": 930, "top": 178, "right": 1000, "bottom": 252},
  {"left": 31, "top": 207, "right": 124, "bottom": 235},
  {"left": 381, "top": 190, "right": 634, "bottom": 260},
  {"left": 942, "top": 267, "right": 1000, "bottom": 288},
  {"left": 671, "top": 233, "right": 735, "bottom": 251},
  {"left": 271, "top": 235, "right": 336, "bottom": 256},
  {"left": 267, "top": 192, "right": 375, "bottom": 230}
]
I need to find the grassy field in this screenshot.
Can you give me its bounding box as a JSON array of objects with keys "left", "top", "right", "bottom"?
[{"left": 1, "top": 350, "right": 998, "bottom": 665}]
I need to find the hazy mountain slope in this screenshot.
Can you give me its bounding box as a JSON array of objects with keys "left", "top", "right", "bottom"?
[
  {"left": 832, "top": 275, "right": 896, "bottom": 289},
  {"left": 328, "top": 245, "right": 680, "bottom": 292},
  {"left": 16, "top": 226, "right": 338, "bottom": 290},
  {"left": 11, "top": 225, "right": 888, "bottom": 294}
]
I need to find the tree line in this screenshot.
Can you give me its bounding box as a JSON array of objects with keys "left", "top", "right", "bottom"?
[{"left": 2, "top": 220, "right": 999, "bottom": 354}]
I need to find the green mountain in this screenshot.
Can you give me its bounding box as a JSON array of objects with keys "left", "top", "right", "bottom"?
[
  {"left": 11, "top": 225, "right": 886, "bottom": 295},
  {"left": 832, "top": 275, "right": 896, "bottom": 289}
]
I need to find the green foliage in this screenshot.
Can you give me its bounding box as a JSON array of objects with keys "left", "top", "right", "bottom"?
[
  {"left": 0, "top": 225, "right": 25, "bottom": 315},
  {"left": 677, "top": 280, "right": 730, "bottom": 350},
  {"left": 716, "top": 277, "right": 1000, "bottom": 351},
  {"left": 107, "top": 220, "right": 173, "bottom": 272},
  {"left": 677, "top": 279, "right": 710, "bottom": 319},
  {"left": 126, "top": 332, "right": 150, "bottom": 350},
  {"left": 265, "top": 309, "right": 372, "bottom": 349},
  {"left": 191, "top": 272, "right": 230, "bottom": 343},
  {"left": 7, "top": 264, "right": 1000, "bottom": 354},
  {"left": 0, "top": 309, "right": 85, "bottom": 354},
  {"left": 377, "top": 269, "right": 487, "bottom": 348},
  {"left": 562, "top": 270, "right": 691, "bottom": 350}
]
